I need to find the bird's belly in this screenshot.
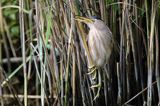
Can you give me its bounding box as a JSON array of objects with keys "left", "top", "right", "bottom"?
[
  {"left": 88, "top": 33, "right": 111, "bottom": 67},
  {"left": 90, "top": 46, "right": 111, "bottom": 67}
]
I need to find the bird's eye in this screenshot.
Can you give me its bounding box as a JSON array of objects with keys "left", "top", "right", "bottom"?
[{"left": 91, "top": 19, "right": 96, "bottom": 22}]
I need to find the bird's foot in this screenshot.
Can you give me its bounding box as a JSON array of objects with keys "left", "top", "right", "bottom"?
[
  {"left": 93, "top": 86, "right": 101, "bottom": 100},
  {"left": 87, "top": 65, "right": 97, "bottom": 75},
  {"left": 90, "top": 83, "right": 101, "bottom": 100},
  {"left": 88, "top": 65, "right": 97, "bottom": 80},
  {"left": 90, "top": 71, "right": 102, "bottom": 101},
  {"left": 90, "top": 83, "right": 101, "bottom": 89}
]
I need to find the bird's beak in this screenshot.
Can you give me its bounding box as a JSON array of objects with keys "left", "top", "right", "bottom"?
[{"left": 75, "top": 16, "right": 93, "bottom": 24}]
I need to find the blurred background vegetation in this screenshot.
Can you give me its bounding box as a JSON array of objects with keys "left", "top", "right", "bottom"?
[{"left": 0, "top": 0, "right": 160, "bottom": 106}]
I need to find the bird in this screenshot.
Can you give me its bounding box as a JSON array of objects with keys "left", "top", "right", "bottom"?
[{"left": 75, "top": 16, "right": 113, "bottom": 100}]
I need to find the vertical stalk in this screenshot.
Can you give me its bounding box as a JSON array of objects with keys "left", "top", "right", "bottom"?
[
  {"left": 155, "top": 25, "right": 160, "bottom": 105},
  {"left": 145, "top": 0, "right": 149, "bottom": 48},
  {"left": 72, "top": 47, "right": 76, "bottom": 106},
  {"left": 147, "top": 1, "right": 156, "bottom": 106},
  {"left": 19, "top": 0, "right": 27, "bottom": 105},
  {"left": 64, "top": 12, "right": 73, "bottom": 106}
]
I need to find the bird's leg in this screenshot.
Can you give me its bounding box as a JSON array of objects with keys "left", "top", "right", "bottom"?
[
  {"left": 90, "top": 70, "right": 101, "bottom": 100},
  {"left": 87, "top": 65, "right": 102, "bottom": 100}
]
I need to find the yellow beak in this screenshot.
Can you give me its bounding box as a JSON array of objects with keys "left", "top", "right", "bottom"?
[{"left": 75, "top": 16, "right": 93, "bottom": 24}]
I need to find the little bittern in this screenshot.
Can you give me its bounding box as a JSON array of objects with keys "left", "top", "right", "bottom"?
[{"left": 76, "top": 16, "right": 113, "bottom": 100}]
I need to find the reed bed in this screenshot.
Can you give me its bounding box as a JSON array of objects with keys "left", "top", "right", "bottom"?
[{"left": 0, "top": 0, "right": 159, "bottom": 106}]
